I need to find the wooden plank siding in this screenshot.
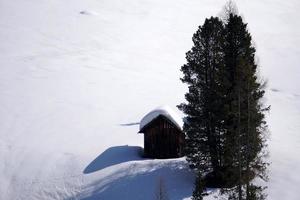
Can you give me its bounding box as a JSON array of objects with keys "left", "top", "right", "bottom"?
[{"left": 141, "top": 115, "right": 185, "bottom": 159}]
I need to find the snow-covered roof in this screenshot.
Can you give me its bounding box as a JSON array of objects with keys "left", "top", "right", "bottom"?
[{"left": 139, "top": 105, "right": 183, "bottom": 131}]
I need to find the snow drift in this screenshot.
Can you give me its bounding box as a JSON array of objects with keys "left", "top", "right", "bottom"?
[{"left": 0, "top": 0, "right": 299, "bottom": 199}]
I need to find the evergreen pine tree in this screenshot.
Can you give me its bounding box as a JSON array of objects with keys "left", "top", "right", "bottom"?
[
  {"left": 221, "top": 10, "right": 269, "bottom": 200},
  {"left": 192, "top": 175, "right": 205, "bottom": 200},
  {"left": 179, "top": 3, "right": 269, "bottom": 199},
  {"left": 178, "top": 16, "right": 225, "bottom": 199}
]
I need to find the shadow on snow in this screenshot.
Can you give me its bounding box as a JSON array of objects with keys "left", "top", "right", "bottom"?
[
  {"left": 119, "top": 122, "right": 140, "bottom": 126},
  {"left": 79, "top": 145, "right": 195, "bottom": 200},
  {"left": 79, "top": 158, "right": 194, "bottom": 200},
  {"left": 83, "top": 145, "right": 144, "bottom": 174}
]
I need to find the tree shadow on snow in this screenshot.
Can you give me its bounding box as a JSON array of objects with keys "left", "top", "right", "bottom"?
[{"left": 83, "top": 145, "right": 145, "bottom": 174}]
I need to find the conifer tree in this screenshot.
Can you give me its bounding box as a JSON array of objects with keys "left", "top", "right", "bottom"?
[
  {"left": 179, "top": 3, "right": 269, "bottom": 200},
  {"left": 221, "top": 9, "right": 269, "bottom": 200},
  {"left": 178, "top": 16, "right": 225, "bottom": 199},
  {"left": 192, "top": 175, "right": 205, "bottom": 200}
]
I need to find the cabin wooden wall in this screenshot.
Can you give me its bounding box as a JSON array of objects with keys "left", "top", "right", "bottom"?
[{"left": 143, "top": 116, "right": 184, "bottom": 158}]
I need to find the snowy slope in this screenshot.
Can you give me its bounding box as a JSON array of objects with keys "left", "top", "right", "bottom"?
[{"left": 0, "top": 0, "right": 299, "bottom": 199}]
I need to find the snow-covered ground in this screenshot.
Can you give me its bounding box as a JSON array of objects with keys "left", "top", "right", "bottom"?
[{"left": 0, "top": 0, "right": 299, "bottom": 199}]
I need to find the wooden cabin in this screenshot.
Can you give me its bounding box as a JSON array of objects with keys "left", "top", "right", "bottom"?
[{"left": 138, "top": 106, "right": 185, "bottom": 159}]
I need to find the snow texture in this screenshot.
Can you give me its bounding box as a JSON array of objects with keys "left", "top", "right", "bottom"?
[
  {"left": 139, "top": 105, "right": 183, "bottom": 131},
  {"left": 0, "top": 0, "right": 299, "bottom": 199}
]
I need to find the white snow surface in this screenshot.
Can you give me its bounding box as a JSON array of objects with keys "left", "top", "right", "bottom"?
[
  {"left": 139, "top": 105, "right": 183, "bottom": 131},
  {"left": 0, "top": 0, "right": 300, "bottom": 199}
]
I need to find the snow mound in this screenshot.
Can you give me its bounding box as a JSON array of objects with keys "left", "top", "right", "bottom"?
[{"left": 139, "top": 105, "right": 183, "bottom": 131}]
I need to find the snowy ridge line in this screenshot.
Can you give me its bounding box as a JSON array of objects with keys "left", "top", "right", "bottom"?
[
  {"left": 10, "top": 174, "right": 84, "bottom": 185},
  {"left": 67, "top": 158, "right": 193, "bottom": 200},
  {"left": 12, "top": 159, "right": 188, "bottom": 186}
]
